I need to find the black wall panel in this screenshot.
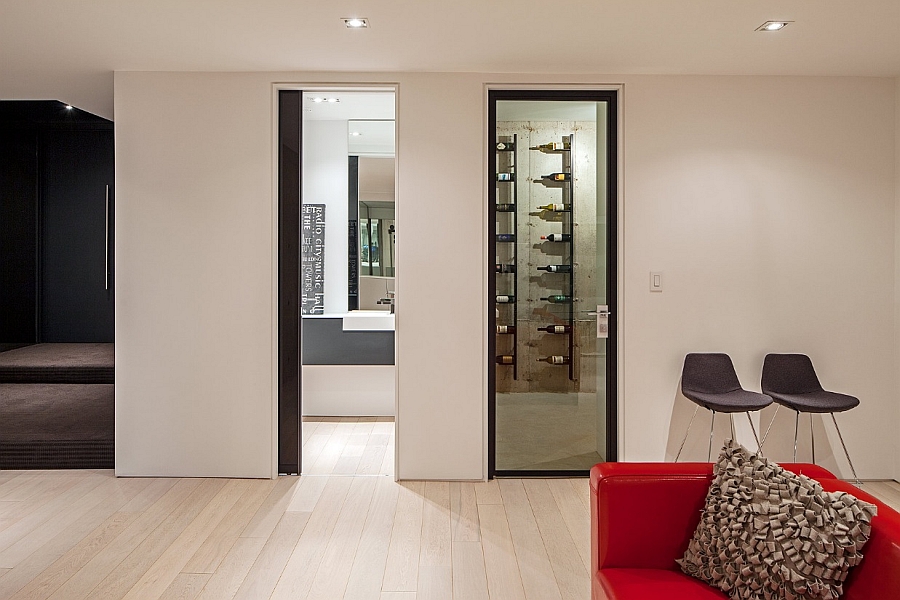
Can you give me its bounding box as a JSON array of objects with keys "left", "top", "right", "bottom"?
[
  {"left": 1, "top": 102, "right": 114, "bottom": 345},
  {"left": 39, "top": 128, "right": 114, "bottom": 342},
  {"left": 0, "top": 131, "right": 38, "bottom": 342}
]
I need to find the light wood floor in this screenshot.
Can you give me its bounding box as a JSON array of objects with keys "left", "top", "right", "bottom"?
[
  {"left": 0, "top": 418, "right": 591, "bottom": 599},
  {"left": 0, "top": 417, "right": 896, "bottom": 600}
]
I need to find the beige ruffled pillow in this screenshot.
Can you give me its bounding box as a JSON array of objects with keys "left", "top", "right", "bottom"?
[{"left": 678, "top": 440, "right": 876, "bottom": 600}]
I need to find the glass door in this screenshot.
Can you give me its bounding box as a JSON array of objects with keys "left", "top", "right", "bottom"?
[{"left": 489, "top": 90, "right": 617, "bottom": 476}]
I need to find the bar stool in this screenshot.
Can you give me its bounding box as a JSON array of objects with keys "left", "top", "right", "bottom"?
[
  {"left": 675, "top": 353, "right": 772, "bottom": 462},
  {"left": 760, "top": 353, "right": 861, "bottom": 484}
]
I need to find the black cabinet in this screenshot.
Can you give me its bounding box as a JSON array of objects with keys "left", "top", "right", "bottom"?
[{"left": 0, "top": 101, "right": 114, "bottom": 343}]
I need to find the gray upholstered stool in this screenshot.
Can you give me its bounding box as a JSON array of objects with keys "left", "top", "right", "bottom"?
[
  {"left": 675, "top": 353, "right": 772, "bottom": 462},
  {"left": 759, "top": 353, "right": 861, "bottom": 484}
]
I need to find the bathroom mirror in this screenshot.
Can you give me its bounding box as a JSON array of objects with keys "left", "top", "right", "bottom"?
[{"left": 349, "top": 120, "right": 395, "bottom": 310}]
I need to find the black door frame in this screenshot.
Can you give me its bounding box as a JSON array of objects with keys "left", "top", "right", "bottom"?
[
  {"left": 278, "top": 90, "right": 301, "bottom": 475},
  {"left": 488, "top": 88, "right": 619, "bottom": 478}
]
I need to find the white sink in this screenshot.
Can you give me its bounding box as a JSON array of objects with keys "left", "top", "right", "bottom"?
[{"left": 343, "top": 310, "right": 395, "bottom": 331}]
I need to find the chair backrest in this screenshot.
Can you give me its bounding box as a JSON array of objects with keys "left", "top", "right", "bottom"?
[
  {"left": 681, "top": 353, "right": 742, "bottom": 395},
  {"left": 761, "top": 353, "right": 823, "bottom": 395}
]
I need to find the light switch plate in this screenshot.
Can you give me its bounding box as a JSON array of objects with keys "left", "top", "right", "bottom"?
[{"left": 650, "top": 271, "right": 663, "bottom": 292}]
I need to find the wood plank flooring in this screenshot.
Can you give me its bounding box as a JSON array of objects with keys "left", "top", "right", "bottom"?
[
  {"left": 0, "top": 418, "right": 590, "bottom": 599},
  {"left": 0, "top": 417, "right": 896, "bottom": 599}
]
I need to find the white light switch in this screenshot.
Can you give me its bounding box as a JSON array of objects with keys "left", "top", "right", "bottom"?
[{"left": 650, "top": 271, "right": 663, "bottom": 292}]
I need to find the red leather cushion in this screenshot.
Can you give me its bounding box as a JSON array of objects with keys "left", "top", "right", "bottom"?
[
  {"left": 595, "top": 568, "right": 729, "bottom": 600},
  {"left": 589, "top": 462, "right": 836, "bottom": 572}
]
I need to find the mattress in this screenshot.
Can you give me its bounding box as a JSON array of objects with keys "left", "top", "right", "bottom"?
[
  {"left": 0, "top": 343, "right": 114, "bottom": 384},
  {"left": 0, "top": 383, "right": 114, "bottom": 469}
]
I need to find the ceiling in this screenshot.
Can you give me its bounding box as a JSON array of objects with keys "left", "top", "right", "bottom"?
[{"left": 2, "top": 0, "right": 899, "bottom": 119}]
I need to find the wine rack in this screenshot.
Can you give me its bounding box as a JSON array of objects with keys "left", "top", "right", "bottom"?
[
  {"left": 495, "top": 134, "right": 518, "bottom": 379},
  {"left": 532, "top": 134, "right": 575, "bottom": 381}
]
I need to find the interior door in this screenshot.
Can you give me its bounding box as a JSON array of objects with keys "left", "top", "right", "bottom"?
[{"left": 489, "top": 90, "right": 618, "bottom": 477}]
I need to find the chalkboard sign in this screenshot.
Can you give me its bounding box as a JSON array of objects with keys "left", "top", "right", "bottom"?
[{"left": 301, "top": 204, "right": 326, "bottom": 314}]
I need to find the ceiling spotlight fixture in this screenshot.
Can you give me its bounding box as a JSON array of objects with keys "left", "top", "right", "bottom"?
[
  {"left": 343, "top": 18, "right": 368, "bottom": 28},
  {"left": 65, "top": 105, "right": 73, "bottom": 110},
  {"left": 309, "top": 96, "right": 340, "bottom": 104},
  {"left": 756, "top": 20, "right": 792, "bottom": 31},
  {"left": 350, "top": 131, "right": 362, "bottom": 137}
]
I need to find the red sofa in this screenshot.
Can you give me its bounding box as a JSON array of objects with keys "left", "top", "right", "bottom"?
[{"left": 590, "top": 462, "right": 900, "bottom": 600}]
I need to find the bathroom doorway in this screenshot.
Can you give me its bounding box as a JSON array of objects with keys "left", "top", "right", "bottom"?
[{"left": 277, "top": 87, "right": 397, "bottom": 476}]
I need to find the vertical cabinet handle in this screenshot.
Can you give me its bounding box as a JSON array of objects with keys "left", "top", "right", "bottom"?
[{"left": 105, "top": 185, "right": 110, "bottom": 291}]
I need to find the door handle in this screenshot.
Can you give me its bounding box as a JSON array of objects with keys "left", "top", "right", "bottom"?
[{"left": 596, "top": 304, "right": 610, "bottom": 338}]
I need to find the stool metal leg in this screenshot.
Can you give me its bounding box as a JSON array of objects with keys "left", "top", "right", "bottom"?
[
  {"left": 810, "top": 413, "right": 816, "bottom": 465},
  {"left": 746, "top": 412, "right": 763, "bottom": 455},
  {"left": 831, "top": 413, "right": 862, "bottom": 486},
  {"left": 729, "top": 414, "right": 736, "bottom": 440},
  {"left": 674, "top": 404, "right": 700, "bottom": 462},
  {"left": 760, "top": 404, "right": 780, "bottom": 450},
  {"left": 793, "top": 410, "right": 800, "bottom": 462},
  {"left": 708, "top": 411, "right": 716, "bottom": 462}
]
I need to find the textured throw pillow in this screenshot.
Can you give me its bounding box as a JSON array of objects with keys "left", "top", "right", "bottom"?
[{"left": 678, "top": 440, "right": 877, "bottom": 600}]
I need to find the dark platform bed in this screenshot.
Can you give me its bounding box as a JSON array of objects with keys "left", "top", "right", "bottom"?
[{"left": 0, "top": 343, "right": 114, "bottom": 469}]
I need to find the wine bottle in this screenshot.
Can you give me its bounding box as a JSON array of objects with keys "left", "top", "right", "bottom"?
[
  {"left": 534, "top": 172, "right": 570, "bottom": 182},
  {"left": 496, "top": 325, "right": 516, "bottom": 334},
  {"left": 496, "top": 295, "right": 515, "bottom": 304},
  {"left": 495, "top": 264, "right": 516, "bottom": 274},
  {"left": 496, "top": 233, "right": 516, "bottom": 242},
  {"left": 496, "top": 355, "right": 515, "bottom": 365},
  {"left": 496, "top": 172, "right": 514, "bottom": 182},
  {"left": 529, "top": 142, "right": 569, "bottom": 152},
  {"left": 537, "top": 203, "right": 571, "bottom": 212},
  {"left": 496, "top": 204, "right": 515, "bottom": 212},
  {"left": 540, "top": 295, "right": 572, "bottom": 303},
  {"left": 540, "top": 233, "right": 571, "bottom": 242},
  {"left": 536, "top": 355, "right": 570, "bottom": 365},
  {"left": 495, "top": 141, "right": 515, "bottom": 151},
  {"left": 536, "top": 264, "right": 572, "bottom": 273},
  {"left": 537, "top": 325, "right": 571, "bottom": 334}
]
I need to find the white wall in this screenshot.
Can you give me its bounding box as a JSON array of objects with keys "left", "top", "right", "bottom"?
[
  {"left": 114, "top": 71, "right": 898, "bottom": 480},
  {"left": 623, "top": 76, "right": 897, "bottom": 479},
  {"left": 114, "top": 73, "right": 274, "bottom": 477},
  {"left": 302, "top": 119, "right": 349, "bottom": 314},
  {"left": 895, "top": 76, "right": 900, "bottom": 480}
]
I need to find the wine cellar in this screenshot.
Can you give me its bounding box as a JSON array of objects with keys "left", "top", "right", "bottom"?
[
  {"left": 489, "top": 91, "right": 616, "bottom": 476},
  {"left": 493, "top": 121, "right": 599, "bottom": 396}
]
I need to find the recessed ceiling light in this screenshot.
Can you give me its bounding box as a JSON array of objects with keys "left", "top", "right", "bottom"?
[
  {"left": 756, "top": 21, "right": 792, "bottom": 32},
  {"left": 350, "top": 131, "right": 362, "bottom": 137},
  {"left": 343, "top": 18, "right": 368, "bottom": 28},
  {"left": 65, "top": 105, "right": 73, "bottom": 110},
  {"left": 309, "top": 97, "right": 340, "bottom": 105}
]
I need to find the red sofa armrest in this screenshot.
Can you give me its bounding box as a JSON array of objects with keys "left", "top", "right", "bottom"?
[{"left": 590, "top": 463, "right": 714, "bottom": 571}]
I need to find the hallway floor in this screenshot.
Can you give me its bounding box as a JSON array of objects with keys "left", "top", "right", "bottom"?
[{"left": 0, "top": 418, "right": 897, "bottom": 599}]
